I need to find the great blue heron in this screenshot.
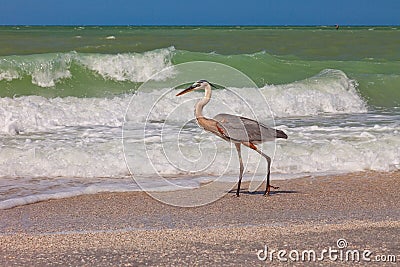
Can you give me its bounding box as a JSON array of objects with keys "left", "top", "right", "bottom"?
[{"left": 176, "top": 80, "right": 288, "bottom": 196}]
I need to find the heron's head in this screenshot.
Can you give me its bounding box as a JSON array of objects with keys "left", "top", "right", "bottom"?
[{"left": 176, "top": 80, "right": 213, "bottom": 96}]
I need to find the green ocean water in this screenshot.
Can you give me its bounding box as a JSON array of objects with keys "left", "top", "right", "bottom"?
[{"left": 0, "top": 26, "right": 399, "bottom": 107}]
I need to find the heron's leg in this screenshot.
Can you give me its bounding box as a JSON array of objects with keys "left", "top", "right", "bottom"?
[
  {"left": 242, "top": 142, "right": 279, "bottom": 196},
  {"left": 264, "top": 154, "right": 273, "bottom": 196},
  {"left": 235, "top": 143, "right": 244, "bottom": 197}
]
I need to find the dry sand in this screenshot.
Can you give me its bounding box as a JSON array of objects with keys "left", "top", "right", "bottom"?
[{"left": 1, "top": 171, "right": 399, "bottom": 266}]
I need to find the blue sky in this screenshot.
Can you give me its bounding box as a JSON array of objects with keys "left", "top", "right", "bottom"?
[{"left": 0, "top": 0, "right": 399, "bottom": 26}]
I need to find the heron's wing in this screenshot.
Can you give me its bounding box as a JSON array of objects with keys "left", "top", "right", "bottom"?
[{"left": 213, "top": 113, "right": 281, "bottom": 143}]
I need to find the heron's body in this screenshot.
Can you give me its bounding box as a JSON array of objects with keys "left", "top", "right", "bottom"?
[{"left": 177, "top": 80, "right": 287, "bottom": 196}]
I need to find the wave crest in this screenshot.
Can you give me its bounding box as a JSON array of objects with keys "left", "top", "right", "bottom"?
[
  {"left": 78, "top": 47, "right": 175, "bottom": 82},
  {"left": 0, "top": 69, "right": 367, "bottom": 135},
  {"left": 0, "top": 47, "right": 176, "bottom": 88},
  {"left": 261, "top": 69, "right": 367, "bottom": 117}
]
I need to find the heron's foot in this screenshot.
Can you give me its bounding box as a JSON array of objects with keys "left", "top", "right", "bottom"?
[{"left": 264, "top": 185, "right": 279, "bottom": 196}]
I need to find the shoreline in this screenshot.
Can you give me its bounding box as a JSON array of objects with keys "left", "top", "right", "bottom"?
[
  {"left": 0, "top": 170, "right": 393, "bottom": 211},
  {"left": 1, "top": 171, "right": 399, "bottom": 265}
]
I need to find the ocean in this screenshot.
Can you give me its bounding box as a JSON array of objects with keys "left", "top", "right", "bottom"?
[{"left": 0, "top": 26, "right": 399, "bottom": 208}]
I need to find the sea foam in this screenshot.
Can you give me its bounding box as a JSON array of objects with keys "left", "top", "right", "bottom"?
[
  {"left": 78, "top": 47, "right": 175, "bottom": 82},
  {"left": 0, "top": 47, "right": 176, "bottom": 87},
  {"left": 261, "top": 69, "right": 367, "bottom": 116},
  {"left": 1, "top": 69, "right": 399, "bottom": 209},
  {"left": 0, "top": 69, "right": 366, "bottom": 135}
]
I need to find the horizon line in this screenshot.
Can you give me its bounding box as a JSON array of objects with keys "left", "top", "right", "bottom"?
[{"left": 0, "top": 24, "right": 399, "bottom": 27}]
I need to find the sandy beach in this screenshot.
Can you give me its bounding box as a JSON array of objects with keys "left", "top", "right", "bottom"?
[
  {"left": 2, "top": 24, "right": 400, "bottom": 266},
  {"left": 1, "top": 171, "right": 399, "bottom": 266}
]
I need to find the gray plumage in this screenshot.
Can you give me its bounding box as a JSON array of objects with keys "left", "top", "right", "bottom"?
[{"left": 213, "top": 113, "right": 287, "bottom": 144}]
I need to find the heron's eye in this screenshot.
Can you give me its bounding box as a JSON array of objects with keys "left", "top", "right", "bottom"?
[{"left": 195, "top": 83, "right": 201, "bottom": 87}]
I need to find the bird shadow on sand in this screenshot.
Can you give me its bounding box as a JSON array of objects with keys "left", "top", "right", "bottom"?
[{"left": 228, "top": 189, "right": 299, "bottom": 196}]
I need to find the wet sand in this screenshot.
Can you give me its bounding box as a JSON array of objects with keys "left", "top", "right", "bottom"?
[{"left": 1, "top": 171, "right": 399, "bottom": 266}]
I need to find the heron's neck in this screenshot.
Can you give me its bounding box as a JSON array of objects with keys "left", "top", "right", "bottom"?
[{"left": 195, "top": 85, "right": 211, "bottom": 119}]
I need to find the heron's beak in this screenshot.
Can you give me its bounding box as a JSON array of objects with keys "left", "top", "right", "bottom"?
[{"left": 176, "top": 85, "right": 196, "bottom": 96}]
